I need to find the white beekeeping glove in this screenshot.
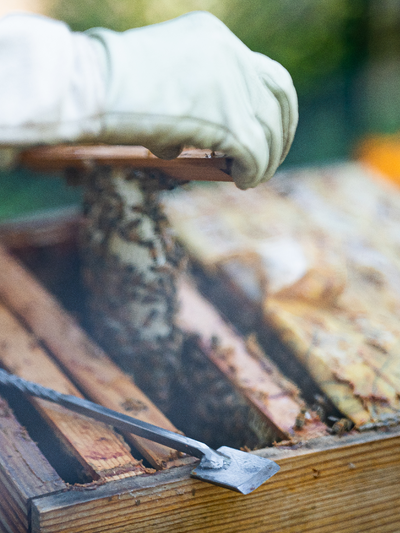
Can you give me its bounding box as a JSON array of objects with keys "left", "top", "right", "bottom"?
[
  {"left": 0, "top": 12, "right": 298, "bottom": 189},
  {"left": 0, "top": 13, "right": 105, "bottom": 166}
]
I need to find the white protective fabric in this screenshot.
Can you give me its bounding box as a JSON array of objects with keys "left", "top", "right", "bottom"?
[{"left": 0, "top": 11, "right": 298, "bottom": 189}]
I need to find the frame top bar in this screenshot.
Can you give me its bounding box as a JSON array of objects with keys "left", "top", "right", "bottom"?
[{"left": 19, "top": 145, "right": 233, "bottom": 182}]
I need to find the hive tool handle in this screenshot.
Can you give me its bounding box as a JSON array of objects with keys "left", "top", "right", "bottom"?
[{"left": 0, "top": 368, "right": 227, "bottom": 469}]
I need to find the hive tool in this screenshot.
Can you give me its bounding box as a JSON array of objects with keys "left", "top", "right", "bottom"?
[{"left": 0, "top": 368, "right": 280, "bottom": 494}]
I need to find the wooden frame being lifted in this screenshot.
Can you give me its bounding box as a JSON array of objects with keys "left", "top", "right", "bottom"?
[{"left": 18, "top": 145, "right": 233, "bottom": 183}]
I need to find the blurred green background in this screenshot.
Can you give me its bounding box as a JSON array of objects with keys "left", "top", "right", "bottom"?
[{"left": 2, "top": 0, "right": 400, "bottom": 221}]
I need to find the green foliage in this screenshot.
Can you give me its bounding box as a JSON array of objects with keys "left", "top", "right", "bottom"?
[
  {"left": 49, "top": 0, "right": 364, "bottom": 93},
  {"left": 49, "top": 0, "right": 222, "bottom": 31},
  {"left": 222, "top": 0, "right": 364, "bottom": 92},
  {"left": 49, "top": 0, "right": 149, "bottom": 32},
  {"left": 0, "top": 170, "right": 81, "bottom": 222}
]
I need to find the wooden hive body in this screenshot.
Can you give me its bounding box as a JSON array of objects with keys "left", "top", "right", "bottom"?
[
  {"left": 2, "top": 392, "right": 400, "bottom": 533},
  {"left": 165, "top": 162, "right": 400, "bottom": 431},
  {"left": 1, "top": 158, "right": 400, "bottom": 532}
]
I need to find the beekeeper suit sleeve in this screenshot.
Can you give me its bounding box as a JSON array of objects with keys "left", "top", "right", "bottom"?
[{"left": 0, "top": 12, "right": 298, "bottom": 189}]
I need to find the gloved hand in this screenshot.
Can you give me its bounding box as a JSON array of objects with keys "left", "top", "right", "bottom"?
[{"left": 0, "top": 12, "right": 298, "bottom": 189}]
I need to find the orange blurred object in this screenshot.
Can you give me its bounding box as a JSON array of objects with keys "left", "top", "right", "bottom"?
[{"left": 357, "top": 135, "right": 400, "bottom": 187}]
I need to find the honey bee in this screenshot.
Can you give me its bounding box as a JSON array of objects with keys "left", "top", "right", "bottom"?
[
  {"left": 312, "top": 394, "right": 328, "bottom": 422},
  {"left": 294, "top": 408, "right": 307, "bottom": 430},
  {"left": 331, "top": 418, "right": 353, "bottom": 436}
]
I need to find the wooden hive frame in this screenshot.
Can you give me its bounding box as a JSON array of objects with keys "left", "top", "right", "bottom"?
[
  {"left": 0, "top": 242, "right": 333, "bottom": 533},
  {"left": 164, "top": 162, "right": 400, "bottom": 430},
  {"left": 2, "top": 386, "right": 400, "bottom": 532},
  {"left": 0, "top": 149, "right": 400, "bottom": 532}
]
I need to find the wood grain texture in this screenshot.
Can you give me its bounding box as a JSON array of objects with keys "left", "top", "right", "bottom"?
[
  {"left": 0, "top": 206, "right": 80, "bottom": 249},
  {"left": 0, "top": 302, "right": 147, "bottom": 482},
  {"left": 31, "top": 428, "right": 400, "bottom": 533},
  {"left": 0, "top": 397, "right": 65, "bottom": 533},
  {"left": 19, "top": 146, "right": 233, "bottom": 183},
  {"left": 164, "top": 167, "right": 400, "bottom": 429},
  {"left": 0, "top": 245, "right": 191, "bottom": 470},
  {"left": 177, "top": 278, "right": 327, "bottom": 442}
]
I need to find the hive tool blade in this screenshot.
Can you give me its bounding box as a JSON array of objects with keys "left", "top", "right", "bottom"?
[
  {"left": 191, "top": 446, "right": 280, "bottom": 494},
  {"left": 0, "top": 368, "right": 280, "bottom": 494}
]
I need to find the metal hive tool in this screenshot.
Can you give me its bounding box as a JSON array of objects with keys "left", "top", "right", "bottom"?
[{"left": 0, "top": 368, "right": 280, "bottom": 494}]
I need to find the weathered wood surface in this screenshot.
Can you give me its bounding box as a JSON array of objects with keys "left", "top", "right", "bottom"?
[
  {"left": 0, "top": 302, "right": 147, "bottom": 482},
  {"left": 0, "top": 396, "right": 65, "bottom": 533},
  {"left": 0, "top": 209, "right": 328, "bottom": 446},
  {"left": 177, "top": 278, "right": 328, "bottom": 442},
  {"left": 0, "top": 245, "right": 191, "bottom": 470},
  {"left": 2, "top": 167, "right": 400, "bottom": 532},
  {"left": 19, "top": 146, "right": 232, "bottom": 183},
  {"left": 30, "top": 427, "right": 400, "bottom": 533},
  {"left": 164, "top": 164, "right": 400, "bottom": 429}
]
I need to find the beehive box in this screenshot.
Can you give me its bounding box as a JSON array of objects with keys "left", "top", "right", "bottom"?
[
  {"left": 165, "top": 162, "right": 400, "bottom": 431},
  {"left": 1, "top": 159, "right": 400, "bottom": 533}
]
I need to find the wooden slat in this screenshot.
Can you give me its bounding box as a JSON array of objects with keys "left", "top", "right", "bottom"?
[
  {"left": 0, "top": 302, "right": 147, "bottom": 482},
  {"left": 0, "top": 207, "right": 80, "bottom": 249},
  {"left": 0, "top": 245, "right": 192, "bottom": 470},
  {"left": 30, "top": 428, "right": 400, "bottom": 533},
  {"left": 177, "top": 278, "right": 328, "bottom": 442},
  {"left": 19, "top": 146, "right": 233, "bottom": 183},
  {"left": 0, "top": 396, "right": 65, "bottom": 533},
  {"left": 164, "top": 171, "right": 400, "bottom": 428}
]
